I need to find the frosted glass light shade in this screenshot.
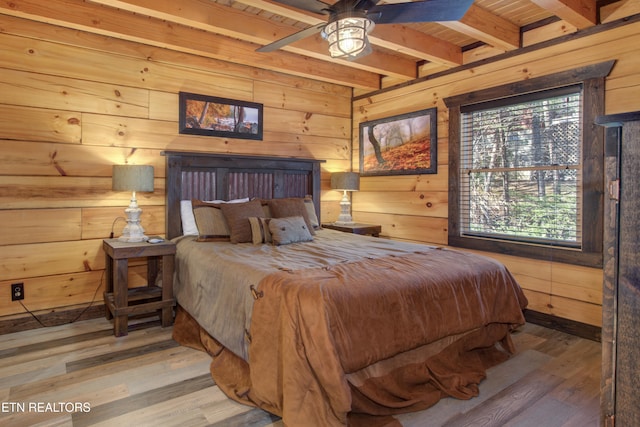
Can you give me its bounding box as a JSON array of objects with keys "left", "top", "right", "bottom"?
[{"left": 323, "top": 13, "right": 374, "bottom": 60}]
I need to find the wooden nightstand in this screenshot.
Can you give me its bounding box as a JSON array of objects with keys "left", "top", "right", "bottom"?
[
  {"left": 322, "top": 223, "right": 382, "bottom": 237},
  {"left": 103, "top": 239, "right": 176, "bottom": 336}
]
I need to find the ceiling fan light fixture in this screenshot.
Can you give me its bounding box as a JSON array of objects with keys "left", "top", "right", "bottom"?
[{"left": 323, "top": 12, "right": 374, "bottom": 60}]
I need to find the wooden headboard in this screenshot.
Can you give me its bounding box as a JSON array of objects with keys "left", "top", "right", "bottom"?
[{"left": 162, "top": 151, "right": 325, "bottom": 239}]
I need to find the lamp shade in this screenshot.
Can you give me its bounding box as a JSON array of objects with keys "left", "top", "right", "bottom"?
[
  {"left": 331, "top": 172, "right": 360, "bottom": 191},
  {"left": 112, "top": 165, "right": 154, "bottom": 192}
]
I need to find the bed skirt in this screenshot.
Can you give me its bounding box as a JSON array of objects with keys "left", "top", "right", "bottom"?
[{"left": 173, "top": 305, "right": 519, "bottom": 427}]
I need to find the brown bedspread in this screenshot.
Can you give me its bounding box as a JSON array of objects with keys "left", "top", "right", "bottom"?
[{"left": 174, "top": 247, "right": 527, "bottom": 426}]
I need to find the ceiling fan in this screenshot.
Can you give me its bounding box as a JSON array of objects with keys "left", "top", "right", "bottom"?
[{"left": 256, "top": 0, "right": 474, "bottom": 60}]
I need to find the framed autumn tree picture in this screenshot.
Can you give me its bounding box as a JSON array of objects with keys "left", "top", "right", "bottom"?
[
  {"left": 359, "top": 108, "right": 437, "bottom": 176},
  {"left": 178, "top": 92, "right": 263, "bottom": 140}
]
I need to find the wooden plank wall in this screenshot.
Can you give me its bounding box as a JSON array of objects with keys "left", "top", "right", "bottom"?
[
  {"left": 2, "top": 11, "right": 639, "bottom": 330},
  {"left": 0, "top": 14, "right": 351, "bottom": 322},
  {"left": 352, "top": 18, "right": 640, "bottom": 327}
]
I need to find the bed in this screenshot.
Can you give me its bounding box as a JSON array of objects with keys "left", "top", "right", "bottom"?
[{"left": 163, "top": 151, "right": 528, "bottom": 427}]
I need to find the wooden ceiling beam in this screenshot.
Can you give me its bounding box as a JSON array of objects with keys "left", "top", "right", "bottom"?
[
  {"left": 0, "top": 0, "right": 382, "bottom": 89},
  {"left": 529, "top": 0, "right": 597, "bottom": 29},
  {"left": 440, "top": 3, "right": 520, "bottom": 51},
  {"left": 87, "top": 0, "right": 417, "bottom": 80},
  {"left": 239, "top": 0, "right": 463, "bottom": 66},
  {"left": 599, "top": 0, "right": 640, "bottom": 23},
  {"left": 370, "top": 25, "right": 462, "bottom": 67},
  {"left": 284, "top": 37, "right": 418, "bottom": 80}
]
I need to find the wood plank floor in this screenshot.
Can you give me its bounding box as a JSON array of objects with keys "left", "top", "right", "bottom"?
[{"left": 0, "top": 317, "right": 601, "bottom": 426}]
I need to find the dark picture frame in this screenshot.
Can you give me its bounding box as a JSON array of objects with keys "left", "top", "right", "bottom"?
[
  {"left": 359, "top": 107, "right": 437, "bottom": 176},
  {"left": 178, "top": 92, "right": 263, "bottom": 140}
]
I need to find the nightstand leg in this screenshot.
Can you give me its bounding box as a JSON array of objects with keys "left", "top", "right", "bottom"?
[
  {"left": 113, "top": 258, "right": 129, "bottom": 336},
  {"left": 161, "top": 254, "right": 174, "bottom": 327},
  {"left": 147, "top": 257, "right": 158, "bottom": 287},
  {"left": 104, "top": 252, "right": 114, "bottom": 321}
]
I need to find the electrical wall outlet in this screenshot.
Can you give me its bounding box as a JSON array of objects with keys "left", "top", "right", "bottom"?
[{"left": 11, "top": 283, "right": 24, "bottom": 301}]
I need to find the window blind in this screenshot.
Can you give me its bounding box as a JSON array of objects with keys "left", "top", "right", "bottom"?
[{"left": 459, "top": 85, "right": 583, "bottom": 248}]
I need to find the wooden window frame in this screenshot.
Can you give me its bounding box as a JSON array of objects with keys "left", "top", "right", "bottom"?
[{"left": 444, "top": 61, "right": 615, "bottom": 268}]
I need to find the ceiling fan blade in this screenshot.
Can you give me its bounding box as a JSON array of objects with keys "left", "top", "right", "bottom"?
[
  {"left": 269, "top": 0, "right": 332, "bottom": 15},
  {"left": 353, "top": 0, "right": 382, "bottom": 12},
  {"left": 369, "top": 0, "right": 474, "bottom": 25},
  {"left": 256, "top": 23, "right": 326, "bottom": 53}
]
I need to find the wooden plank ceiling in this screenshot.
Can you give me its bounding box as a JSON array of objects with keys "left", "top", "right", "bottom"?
[{"left": 0, "top": 0, "right": 638, "bottom": 90}]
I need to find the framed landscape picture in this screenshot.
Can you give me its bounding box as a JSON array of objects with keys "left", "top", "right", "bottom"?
[
  {"left": 178, "top": 92, "right": 263, "bottom": 140},
  {"left": 359, "top": 108, "right": 437, "bottom": 176}
]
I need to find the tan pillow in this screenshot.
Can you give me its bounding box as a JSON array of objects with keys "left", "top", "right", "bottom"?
[
  {"left": 220, "top": 199, "right": 265, "bottom": 243},
  {"left": 268, "top": 198, "right": 316, "bottom": 235},
  {"left": 182, "top": 197, "right": 250, "bottom": 236},
  {"left": 260, "top": 199, "right": 272, "bottom": 218},
  {"left": 192, "top": 200, "right": 231, "bottom": 242},
  {"left": 268, "top": 216, "right": 313, "bottom": 246},
  {"left": 248, "top": 217, "right": 272, "bottom": 244}
]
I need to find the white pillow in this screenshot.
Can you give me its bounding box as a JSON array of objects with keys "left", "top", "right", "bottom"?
[
  {"left": 180, "top": 200, "right": 199, "bottom": 235},
  {"left": 180, "top": 198, "right": 249, "bottom": 236}
]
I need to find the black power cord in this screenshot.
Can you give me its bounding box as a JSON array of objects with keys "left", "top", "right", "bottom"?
[
  {"left": 17, "top": 269, "right": 105, "bottom": 328},
  {"left": 110, "top": 216, "right": 126, "bottom": 239},
  {"left": 16, "top": 217, "right": 125, "bottom": 328}
]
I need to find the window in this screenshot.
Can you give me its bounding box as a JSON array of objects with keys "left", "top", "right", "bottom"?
[
  {"left": 444, "top": 62, "right": 614, "bottom": 267},
  {"left": 460, "top": 86, "right": 582, "bottom": 247}
]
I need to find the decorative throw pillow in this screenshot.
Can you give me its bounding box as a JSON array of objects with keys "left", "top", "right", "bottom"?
[
  {"left": 260, "top": 199, "right": 272, "bottom": 218},
  {"left": 181, "top": 198, "right": 249, "bottom": 236},
  {"left": 248, "top": 217, "right": 272, "bottom": 244},
  {"left": 303, "top": 197, "right": 320, "bottom": 230},
  {"left": 192, "top": 200, "right": 231, "bottom": 242},
  {"left": 268, "top": 198, "right": 316, "bottom": 235},
  {"left": 221, "top": 199, "right": 265, "bottom": 243},
  {"left": 268, "top": 216, "right": 314, "bottom": 246},
  {"left": 180, "top": 200, "right": 199, "bottom": 236}
]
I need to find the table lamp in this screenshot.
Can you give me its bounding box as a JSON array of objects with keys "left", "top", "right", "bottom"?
[
  {"left": 331, "top": 171, "right": 360, "bottom": 225},
  {"left": 112, "top": 165, "right": 154, "bottom": 242}
]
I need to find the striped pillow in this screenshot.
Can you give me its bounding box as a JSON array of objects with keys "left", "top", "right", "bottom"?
[
  {"left": 248, "top": 217, "right": 272, "bottom": 244},
  {"left": 192, "top": 200, "right": 231, "bottom": 242}
]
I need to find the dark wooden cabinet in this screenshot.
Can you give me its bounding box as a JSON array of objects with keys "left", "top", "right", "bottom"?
[{"left": 596, "top": 112, "right": 640, "bottom": 427}]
